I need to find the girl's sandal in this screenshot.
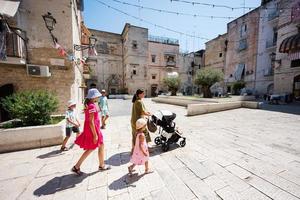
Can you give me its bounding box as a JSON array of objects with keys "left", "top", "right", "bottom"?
[
  {"left": 60, "top": 147, "right": 68, "bottom": 151},
  {"left": 99, "top": 165, "right": 111, "bottom": 171},
  {"left": 71, "top": 166, "right": 81, "bottom": 175}
]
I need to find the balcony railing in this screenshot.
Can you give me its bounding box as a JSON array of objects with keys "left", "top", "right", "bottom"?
[
  {"left": 266, "top": 39, "right": 277, "bottom": 48},
  {"left": 268, "top": 10, "right": 279, "bottom": 21},
  {"left": 166, "top": 61, "right": 176, "bottom": 67},
  {"left": 148, "top": 35, "right": 179, "bottom": 45},
  {"left": 0, "top": 28, "right": 27, "bottom": 64}
]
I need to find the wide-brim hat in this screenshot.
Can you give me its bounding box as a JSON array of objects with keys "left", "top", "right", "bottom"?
[
  {"left": 68, "top": 100, "right": 76, "bottom": 107},
  {"left": 86, "top": 88, "right": 101, "bottom": 99},
  {"left": 101, "top": 89, "right": 106, "bottom": 93},
  {"left": 136, "top": 118, "right": 147, "bottom": 130}
]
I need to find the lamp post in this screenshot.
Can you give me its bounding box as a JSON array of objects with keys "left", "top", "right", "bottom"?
[{"left": 42, "top": 12, "right": 57, "bottom": 44}]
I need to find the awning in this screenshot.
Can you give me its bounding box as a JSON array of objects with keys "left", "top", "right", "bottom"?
[
  {"left": 279, "top": 33, "right": 300, "bottom": 53},
  {"left": 0, "top": 1, "right": 20, "bottom": 17},
  {"left": 234, "top": 63, "right": 245, "bottom": 81}
]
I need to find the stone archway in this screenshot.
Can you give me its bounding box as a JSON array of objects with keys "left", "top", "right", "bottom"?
[
  {"left": 294, "top": 74, "right": 300, "bottom": 100},
  {"left": 267, "top": 83, "right": 274, "bottom": 95},
  {"left": 106, "top": 74, "right": 121, "bottom": 95}
]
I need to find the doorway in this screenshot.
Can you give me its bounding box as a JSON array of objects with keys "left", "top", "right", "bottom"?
[
  {"left": 151, "top": 85, "right": 158, "bottom": 97},
  {"left": 0, "top": 84, "right": 14, "bottom": 122}
]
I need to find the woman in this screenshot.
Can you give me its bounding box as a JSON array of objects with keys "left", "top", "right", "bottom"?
[{"left": 131, "top": 89, "right": 151, "bottom": 154}]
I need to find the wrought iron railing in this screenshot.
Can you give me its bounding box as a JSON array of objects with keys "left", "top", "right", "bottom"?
[{"left": 148, "top": 35, "right": 179, "bottom": 45}]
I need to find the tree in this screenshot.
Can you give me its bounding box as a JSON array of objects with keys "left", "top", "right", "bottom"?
[
  {"left": 163, "top": 76, "right": 181, "bottom": 96},
  {"left": 194, "top": 68, "right": 224, "bottom": 98}
]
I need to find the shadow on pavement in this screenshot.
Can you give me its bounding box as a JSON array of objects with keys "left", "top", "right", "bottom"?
[
  {"left": 36, "top": 150, "right": 64, "bottom": 159},
  {"left": 108, "top": 173, "right": 145, "bottom": 191},
  {"left": 260, "top": 102, "right": 300, "bottom": 115},
  {"left": 33, "top": 171, "right": 98, "bottom": 196}
]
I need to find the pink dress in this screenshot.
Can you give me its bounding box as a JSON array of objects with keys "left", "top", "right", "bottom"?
[
  {"left": 130, "top": 132, "right": 149, "bottom": 165},
  {"left": 75, "top": 103, "right": 103, "bottom": 150}
]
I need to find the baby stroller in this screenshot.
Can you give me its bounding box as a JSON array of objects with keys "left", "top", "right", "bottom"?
[{"left": 147, "top": 110, "right": 186, "bottom": 152}]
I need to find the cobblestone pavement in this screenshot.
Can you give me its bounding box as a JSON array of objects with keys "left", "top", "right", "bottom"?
[{"left": 0, "top": 99, "right": 300, "bottom": 200}]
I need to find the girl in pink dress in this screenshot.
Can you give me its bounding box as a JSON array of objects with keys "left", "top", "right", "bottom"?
[
  {"left": 72, "top": 89, "right": 110, "bottom": 175},
  {"left": 128, "top": 118, "right": 152, "bottom": 174}
]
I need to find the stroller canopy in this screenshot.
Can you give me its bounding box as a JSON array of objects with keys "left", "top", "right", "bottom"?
[{"left": 153, "top": 110, "right": 174, "bottom": 121}]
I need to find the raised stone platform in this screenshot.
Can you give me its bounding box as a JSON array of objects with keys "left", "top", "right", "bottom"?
[{"left": 0, "top": 120, "right": 65, "bottom": 153}]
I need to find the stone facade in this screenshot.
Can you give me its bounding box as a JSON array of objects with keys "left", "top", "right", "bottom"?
[
  {"left": 178, "top": 50, "right": 204, "bottom": 95},
  {"left": 255, "top": 0, "right": 279, "bottom": 95},
  {"left": 87, "top": 24, "right": 179, "bottom": 97},
  {"left": 204, "top": 33, "right": 227, "bottom": 72},
  {"left": 225, "top": 8, "right": 260, "bottom": 93},
  {"left": 274, "top": 0, "right": 300, "bottom": 98},
  {"left": 0, "top": 0, "right": 85, "bottom": 117}
]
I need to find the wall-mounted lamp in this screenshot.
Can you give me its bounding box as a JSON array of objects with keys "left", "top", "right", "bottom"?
[
  {"left": 42, "top": 12, "right": 57, "bottom": 44},
  {"left": 74, "top": 35, "right": 97, "bottom": 51}
]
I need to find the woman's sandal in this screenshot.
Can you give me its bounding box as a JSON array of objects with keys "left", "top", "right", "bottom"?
[
  {"left": 71, "top": 166, "right": 81, "bottom": 175},
  {"left": 99, "top": 165, "right": 111, "bottom": 171},
  {"left": 145, "top": 169, "right": 154, "bottom": 174}
]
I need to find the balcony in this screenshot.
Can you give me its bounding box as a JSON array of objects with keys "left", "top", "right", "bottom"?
[
  {"left": 0, "top": 28, "right": 27, "bottom": 65},
  {"left": 148, "top": 35, "right": 179, "bottom": 45},
  {"left": 268, "top": 10, "right": 279, "bottom": 21},
  {"left": 166, "top": 61, "right": 176, "bottom": 67},
  {"left": 266, "top": 39, "right": 277, "bottom": 49}
]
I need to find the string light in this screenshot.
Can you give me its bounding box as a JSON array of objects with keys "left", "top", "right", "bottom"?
[{"left": 94, "top": 0, "right": 210, "bottom": 40}]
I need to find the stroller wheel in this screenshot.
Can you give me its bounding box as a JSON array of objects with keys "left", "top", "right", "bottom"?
[
  {"left": 180, "top": 140, "right": 186, "bottom": 147},
  {"left": 162, "top": 143, "right": 169, "bottom": 152},
  {"left": 154, "top": 137, "right": 162, "bottom": 145}
]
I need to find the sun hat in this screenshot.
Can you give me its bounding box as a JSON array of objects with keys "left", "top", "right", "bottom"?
[
  {"left": 68, "top": 100, "right": 76, "bottom": 107},
  {"left": 86, "top": 88, "right": 101, "bottom": 99},
  {"left": 101, "top": 89, "right": 106, "bottom": 93},
  {"left": 136, "top": 118, "right": 147, "bottom": 130}
]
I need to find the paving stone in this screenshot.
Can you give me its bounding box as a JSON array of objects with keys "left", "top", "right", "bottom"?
[
  {"left": 86, "top": 186, "right": 107, "bottom": 200},
  {"left": 150, "top": 187, "right": 174, "bottom": 200},
  {"left": 203, "top": 175, "right": 227, "bottom": 191},
  {"left": 185, "top": 177, "right": 220, "bottom": 200},
  {"left": 225, "top": 164, "right": 252, "bottom": 180}
]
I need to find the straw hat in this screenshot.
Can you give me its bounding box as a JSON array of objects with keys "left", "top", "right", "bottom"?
[
  {"left": 136, "top": 118, "right": 147, "bottom": 130},
  {"left": 86, "top": 88, "right": 101, "bottom": 99}
]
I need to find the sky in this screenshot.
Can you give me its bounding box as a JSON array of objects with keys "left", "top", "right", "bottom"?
[{"left": 83, "top": 0, "right": 261, "bottom": 52}]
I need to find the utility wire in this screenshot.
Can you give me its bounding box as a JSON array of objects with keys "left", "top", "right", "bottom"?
[
  {"left": 110, "top": 0, "right": 290, "bottom": 19},
  {"left": 94, "top": 0, "right": 210, "bottom": 40}
]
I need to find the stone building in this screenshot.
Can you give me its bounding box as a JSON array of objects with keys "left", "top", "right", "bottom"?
[
  {"left": 178, "top": 50, "right": 204, "bottom": 95},
  {"left": 274, "top": 0, "right": 300, "bottom": 99},
  {"left": 204, "top": 33, "right": 228, "bottom": 73},
  {"left": 0, "top": 0, "right": 86, "bottom": 121},
  {"left": 225, "top": 8, "right": 260, "bottom": 93},
  {"left": 255, "top": 0, "right": 279, "bottom": 95},
  {"left": 86, "top": 23, "right": 179, "bottom": 97}
]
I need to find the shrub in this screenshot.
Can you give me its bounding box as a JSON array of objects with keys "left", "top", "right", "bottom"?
[
  {"left": 1, "top": 90, "right": 58, "bottom": 126},
  {"left": 194, "top": 68, "right": 224, "bottom": 98},
  {"left": 163, "top": 76, "right": 181, "bottom": 96},
  {"left": 232, "top": 81, "right": 246, "bottom": 95}
]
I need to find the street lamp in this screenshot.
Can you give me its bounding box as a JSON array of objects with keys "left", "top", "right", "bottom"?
[
  {"left": 269, "top": 52, "right": 282, "bottom": 65},
  {"left": 74, "top": 35, "right": 97, "bottom": 51},
  {"left": 42, "top": 12, "right": 57, "bottom": 44}
]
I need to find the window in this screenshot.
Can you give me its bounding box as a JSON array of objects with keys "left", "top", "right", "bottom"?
[
  {"left": 151, "top": 55, "right": 156, "bottom": 63},
  {"left": 238, "top": 39, "right": 247, "bottom": 51},
  {"left": 240, "top": 24, "right": 247, "bottom": 38},
  {"left": 132, "top": 40, "right": 137, "bottom": 49},
  {"left": 152, "top": 74, "right": 156, "bottom": 79},
  {"left": 291, "top": 59, "right": 300, "bottom": 68},
  {"left": 219, "top": 53, "right": 223, "bottom": 57},
  {"left": 133, "top": 69, "right": 137, "bottom": 75}
]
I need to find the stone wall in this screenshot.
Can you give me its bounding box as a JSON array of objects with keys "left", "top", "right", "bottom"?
[
  {"left": 205, "top": 33, "right": 227, "bottom": 72},
  {"left": 274, "top": 0, "right": 300, "bottom": 94},
  {"left": 225, "top": 8, "right": 260, "bottom": 90},
  {"left": 88, "top": 29, "right": 123, "bottom": 93},
  {"left": 0, "top": 0, "right": 83, "bottom": 115}
]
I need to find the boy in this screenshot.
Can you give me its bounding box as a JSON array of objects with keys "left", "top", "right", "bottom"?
[
  {"left": 61, "top": 100, "right": 80, "bottom": 151},
  {"left": 99, "top": 90, "right": 109, "bottom": 129}
]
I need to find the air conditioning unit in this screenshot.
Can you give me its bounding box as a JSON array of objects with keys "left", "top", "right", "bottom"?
[{"left": 27, "top": 64, "right": 51, "bottom": 77}]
